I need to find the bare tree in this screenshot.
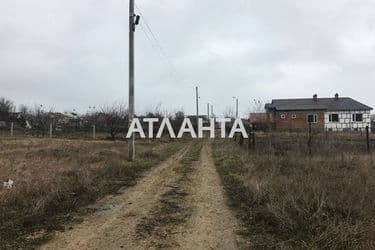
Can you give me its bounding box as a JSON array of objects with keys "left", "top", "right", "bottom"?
[
  {"left": 145, "top": 103, "right": 172, "bottom": 118},
  {"left": 144, "top": 103, "right": 164, "bottom": 118},
  {"left": 19, "top": 104, "right": 28, "bottom": 115},
  {"left": 100, "top": 103, "right": 128, "bottom": 140},
  {"left": 171, "top": 110, "right": 185, "bottom": 133},
  {"left": 174, "top": 111, "right": 185, "bottom": 121},
  {"left": 0, "top": 97, "right": 15, "bottom": 113},
  {"left": 28, "top": 105, "right": 53, "bottom": 136},
  {"left": 251, "top": 99, "right": 264, "bottom": 113},
  {"left": 223, "top": 106, "right": 235, "bottom": 118}
]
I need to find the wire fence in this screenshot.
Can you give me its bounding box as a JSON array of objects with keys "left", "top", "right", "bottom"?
[
  {"left": 1, "top": 118, "right": 374, "bottom": 156},
  {"left": 0, "top": 121, "right": 124, "bottom": 140},
  {"left": 235, "top": 128, "right": 375, "bottom": 155}
]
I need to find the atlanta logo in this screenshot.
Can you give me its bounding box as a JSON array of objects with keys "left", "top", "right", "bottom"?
[{"left": 126, "top": 118, "right": 248, "bottom": 139}]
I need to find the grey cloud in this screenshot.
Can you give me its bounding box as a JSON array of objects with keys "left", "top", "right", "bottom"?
[{"left": 1, "top": 0, "right": 375, "bottom": 116}]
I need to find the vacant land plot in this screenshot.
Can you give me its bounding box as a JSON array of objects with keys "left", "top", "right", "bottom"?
[
  {"left": 37, "top": 142, "right": 241, "bottom": 250},
  {"left": 0, "top": 138, "right": 185, "bottom": 248},
  {"left": 2, "top": 133, "right": 373, "bottom": 249},
  {"left": 212, "top": 136, "right": 375, "bottom": 249}
]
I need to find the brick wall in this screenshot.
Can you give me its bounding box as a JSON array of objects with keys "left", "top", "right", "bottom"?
[{"left": 273, "top": 111, "right": 325, "bottom": 131}]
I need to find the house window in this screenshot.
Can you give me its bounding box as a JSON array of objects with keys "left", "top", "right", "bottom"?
[
  {"left": 280, "top": 114, "right": 286, "bottom": 119},
  {"left": 352, "top": 113, "right": 363, "bottom": 122},
  {"left": 329, "top": 114, "right": 339, "bottom": 122},
  {"left": 307, "top": 114, "right": 317, "bottom": 123},
  {"left": 292, "top": 114, "right": 297, "bottom": 119}
]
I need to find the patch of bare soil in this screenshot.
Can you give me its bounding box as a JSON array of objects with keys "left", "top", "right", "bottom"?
[
  {"left": 135, "top": 143, "right": 202, "bottom": 248},
  {"left": 173, "top": 143, "right": 241, "bottom": 249}
]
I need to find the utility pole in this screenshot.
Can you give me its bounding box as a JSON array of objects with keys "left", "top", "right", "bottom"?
[
  {"left": 211, "top": 104, "right": 215, "bottom": 128},
  {"left": 195, "top": 86, "right": 199, "bottom": 123},
  {"left": 233, "top": 96, "right": 239, "bottom": 118},
  {"left": 236, "top": 98, "right": 239, "bottom": 118},
  {"left": 207, "top": 103, "right": 210, "bottom": 119},
  {"left": 128, "top": 0, "right": 140, "bottom": 161}
]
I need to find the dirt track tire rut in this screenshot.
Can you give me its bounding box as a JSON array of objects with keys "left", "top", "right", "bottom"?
[
  {"left": 40, "top": 142, "right": 241, "bottom": 250},
  {"left": 173, "top": 143, "right": 240, "bottom": 249},
  {"left": 40, "top": 145, "right": 191, "bottom": 250}
]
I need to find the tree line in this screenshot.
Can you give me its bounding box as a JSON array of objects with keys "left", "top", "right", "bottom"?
[{"left": 0, "top": 97, "right": 188, "bottom": 140}]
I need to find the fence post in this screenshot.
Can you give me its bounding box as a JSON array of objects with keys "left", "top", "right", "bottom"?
[
  {"left": 247, "top": 133, "right": 251, "bottom": 150},
  {"left": 252, "top": 132, "right": 256, "bottom": 149},
  {"left": 10, "top": 122, "right": 14, "bottom": 137},
  {"left": 49, "top": 123, "right": 53, "bottom": 138},
  {"left": 325, "top": 129, "right": 328, "bottom": 140},
  {"left": 239, "top": 134, "right": 244, "bottom": 146},
  {"left": 366, "top": 126, "right": 370, "bottom": 153},
  {"left": 93, "top": 125, "right": 96, "bottom": 139},
  {"left": 308, "top": 123, "right": 312, "bottom": 156}
]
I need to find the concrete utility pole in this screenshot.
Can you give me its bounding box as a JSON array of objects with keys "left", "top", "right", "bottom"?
[
  {"left": 211, "top": 104, "right": 214, "bottom": 118},
  {"left": 195, "top": 86, "right": 199, "bottom": 122},
  {"left": 207, "top": 103, "right": 210, "bottom": 119},
  {"left": 236, "top": 98, "right": 239, "bottom": 118},
  {"left": 128, "top": 0, "right": 140, "bottom": 161},
  {"left": 233, "top": 96, "right": 239, "bottom": 118}
]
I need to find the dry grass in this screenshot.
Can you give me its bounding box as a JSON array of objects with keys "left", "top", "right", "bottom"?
[
  {"left": 212, "top": 136, "right": 375, "bottom": 249},
  {"left": 0, "top": 138, "right": 185, "bottom": 249}
]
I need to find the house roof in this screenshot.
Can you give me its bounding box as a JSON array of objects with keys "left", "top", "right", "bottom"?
[{"left": 265, "top": 97, "right": 373, "bottom": 111}]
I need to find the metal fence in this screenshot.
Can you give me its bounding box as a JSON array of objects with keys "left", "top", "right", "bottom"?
[{"left": 235, "top": 128, "right": 375, "bottom": 155}]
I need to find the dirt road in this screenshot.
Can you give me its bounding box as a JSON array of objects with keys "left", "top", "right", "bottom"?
[
  {"left": 174, "top": 143, "right": 240, "bottom": 249},
  {"left": 40, "top": 142, "right": 240, "bottom": 250}
]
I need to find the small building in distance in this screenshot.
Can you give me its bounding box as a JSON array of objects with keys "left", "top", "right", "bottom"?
[{"left": 265, "top": 94, "right": 372, "bottom": 132}]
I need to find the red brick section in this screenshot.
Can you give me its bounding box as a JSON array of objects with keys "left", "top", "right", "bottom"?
[
  {"left": 270, "top": 111, "right": 325, "bottom": 131},
  {"left": 249, "top": 113, "right": 267, "bottom": 123}
]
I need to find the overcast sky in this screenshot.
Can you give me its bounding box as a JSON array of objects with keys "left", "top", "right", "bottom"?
[{"left": 1, "top": 0, "right": 375, "bottom": 116}]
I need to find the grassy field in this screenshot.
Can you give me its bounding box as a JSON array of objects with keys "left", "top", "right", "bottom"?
[
  {"left": 2, "top": 133, "right": 375, "bottom": 249},
  {"left": 0, "top": 138, "right": 185, "bottom": 249},
  {"left": 212, "top": 135, "right": 375, "bottom": 249}
]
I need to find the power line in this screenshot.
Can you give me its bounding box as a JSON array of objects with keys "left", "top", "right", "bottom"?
[
  {"left": 135, "top": 4, "right": 181, "bottom": 80},
  {"left": 135, "top": 3, "right": 207, "bottom": 116},
  {"left": 138, "top": 22, "right": 173, "bottom": 73},
  {"left": 138, "top": 22, "right": 159, "bottom": 53}
]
